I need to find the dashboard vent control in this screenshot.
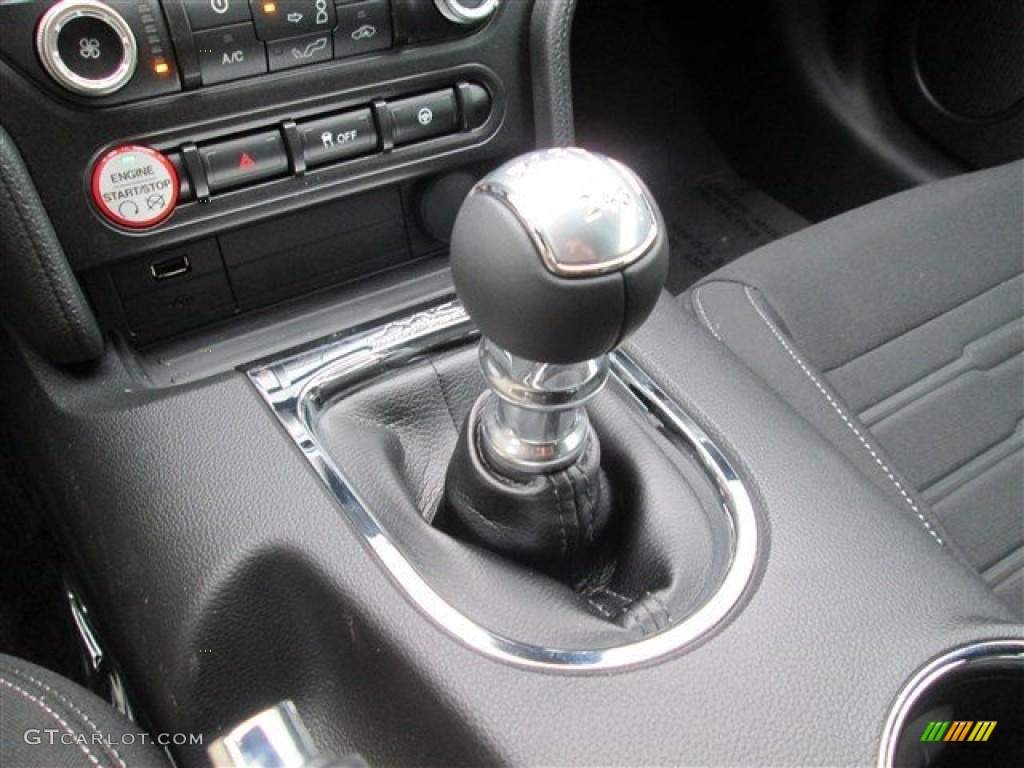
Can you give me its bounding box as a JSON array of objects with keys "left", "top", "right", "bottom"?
[{"left": 35, "top": 0, "right": 138, "bottom": 95}]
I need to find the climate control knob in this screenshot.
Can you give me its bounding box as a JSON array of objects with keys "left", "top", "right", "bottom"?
[
  {"left": 35, "top": 0, "right": 137, "bottom": 96},
  {"left": 434, "top": 0, "right": 499, "bottom": 25}
]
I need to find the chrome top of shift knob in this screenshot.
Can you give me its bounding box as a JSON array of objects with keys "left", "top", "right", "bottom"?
[{"left": 473, "top": 147, "right": 659, "bottom": 278}]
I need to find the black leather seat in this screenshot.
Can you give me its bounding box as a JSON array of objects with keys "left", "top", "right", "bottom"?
[
  {"left": 686, "top": 160, "right": 1023, "bottom": 614},
  {"left": 0, "top": 654, "right": 165, "bottom": 768}
]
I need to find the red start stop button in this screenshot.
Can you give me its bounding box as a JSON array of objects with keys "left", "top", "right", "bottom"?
[{"left": 91, "top": 145, "right": 178, "bottom": 229}]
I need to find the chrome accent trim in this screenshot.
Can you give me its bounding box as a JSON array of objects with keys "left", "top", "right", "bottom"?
[
  {"left": 476, "top": 339, "right": 609, "bottom": 473},
  {"left": 36, "top": 0, "right": 138, "bottom": 97},
  {"left": 66, "top": 581, "right": 135, "bottom": 719},
  {"left": 479, "top": 339, "right": 608, "bottom": 409},
  {"left": 247, "top": 300, "right": 760, "bottom": 671},
  {"left": 878, "top": 639, "right": 1024, "bottom": 768},
  {"left": 477, "top": 392, "right": 590, "bottom": 474},
  {"left": 474, "top": 148, "right": 659, "bottom": 278},
  {"left": 66, "top": 585, "right": 104, "bottom": 673},
  {"left": 208, "top": 701, "right": 317, "bottom": 768},
  {"left": 434, "top": 0, "right": 499, "bottom": 25}
]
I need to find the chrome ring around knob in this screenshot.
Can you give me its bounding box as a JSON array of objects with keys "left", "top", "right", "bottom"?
[
  {"left": 434, "top": 0, "right": 500, "bottom": 25},
  {"left": 35, "top": 0, "right": 137, "bottom": 97}
]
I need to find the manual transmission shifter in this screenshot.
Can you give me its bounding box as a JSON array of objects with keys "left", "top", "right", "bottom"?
[{"left": 442, "top": 148, "right": 668, "bottom": 578}]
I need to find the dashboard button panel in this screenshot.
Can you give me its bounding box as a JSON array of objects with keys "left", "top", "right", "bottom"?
[
  {"left": 3, "top": 0, "right": 494, "bottom": 103},
  {"left": 90, "top": 78, "right": 492, "bottom": 229}
]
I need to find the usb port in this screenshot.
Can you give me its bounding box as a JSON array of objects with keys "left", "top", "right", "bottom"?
[{"left": 150, "top": 254, "right": 191, "bottom": 281}]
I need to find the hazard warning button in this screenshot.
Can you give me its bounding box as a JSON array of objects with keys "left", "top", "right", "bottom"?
[
  {"left": 91, "top": 145, "right": 178, "bottom": 229},
  {"left": 198, "top": 130, "right": 289, "bottom": 193}
]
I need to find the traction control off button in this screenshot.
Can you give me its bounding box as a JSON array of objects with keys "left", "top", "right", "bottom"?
[{"left": 91, "top": 145, "right": 178, "bottom": 229}]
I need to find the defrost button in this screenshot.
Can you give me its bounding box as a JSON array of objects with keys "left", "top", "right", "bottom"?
[{"left": 91, "top": 145, "right": 178, "bottom": 228}]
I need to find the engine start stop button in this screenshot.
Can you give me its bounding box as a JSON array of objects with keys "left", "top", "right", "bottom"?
[{"left": 91, "top": 145, "right": 178, "bottom": 228}]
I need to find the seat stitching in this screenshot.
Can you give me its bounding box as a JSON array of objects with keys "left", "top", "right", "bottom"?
[
  {"left": 692, "top": 286, "right": 723, "bottom": 341},
  {"left": 547, "top": 474, "right": 569, "bottom": 561},
  {"left": 0, "top": 676, "right": 106, "bottom": 767},
  {"left": 744, "top": 285, "right": 944, "bottom": 546},
  {"left": 7, "top": 665, "right": 127, "bottom": 768},
  {"left": 584, "top": 596, "right": 616, "bottom": 619}
]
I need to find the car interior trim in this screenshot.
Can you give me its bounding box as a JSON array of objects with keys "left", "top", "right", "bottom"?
[
  {"left": 877, "top": 638, "right": 1024, "bottom": 768},
  {"left": 247, "top": 299, "right": 761, "bottom": 671}
]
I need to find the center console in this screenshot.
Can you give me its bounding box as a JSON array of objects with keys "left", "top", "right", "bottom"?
[
  {"left": 0, "top": 0, "right": 542, "bottom": 351},
  {"left": 0, "top": 2, "right": 1021, "bottom": 767}
]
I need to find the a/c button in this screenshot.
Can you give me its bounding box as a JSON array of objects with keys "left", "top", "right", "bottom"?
[
  {"left": 298, "top": 109, "right": 378, "bottom": 167},
  {"left": 195, "top": 22, "right": 267, "bottom": 85}
]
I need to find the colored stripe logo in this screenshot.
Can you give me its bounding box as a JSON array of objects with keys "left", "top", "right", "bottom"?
[{"left": 921, "top": 721, "right": 997, "bottom": 742}]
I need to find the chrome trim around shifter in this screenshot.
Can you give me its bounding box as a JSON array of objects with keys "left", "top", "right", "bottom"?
[{"left": 247, "top": 299, "right": 760, "bottom": 672}]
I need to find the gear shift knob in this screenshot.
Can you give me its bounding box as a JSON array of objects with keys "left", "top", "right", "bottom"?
[
  {"left": 449, "top": 149, "right": 668, "bottom": 475},
  {"left": 450, "top": 148, "right": 668, "bottom": 365}
]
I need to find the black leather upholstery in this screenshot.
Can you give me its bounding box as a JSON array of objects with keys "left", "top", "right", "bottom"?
[
  {"left": 318, "top": 344, "right": 722, "bottom": 641},
  {"left": 0, "top": 127, "right": 103, "bottom": 366},
  {"left": 441, "top": 415, "right": 614, "bottom": 581},
  {"left": 687, "top": 159, "right": 1024, "bottom": 614},
  {"left": 0, "top": 655, "right": 165, "bottom": 768}
]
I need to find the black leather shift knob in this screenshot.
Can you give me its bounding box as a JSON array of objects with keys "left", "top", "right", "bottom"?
[{"left": 449, "top": 148, "right": 668, "bottom": 365}]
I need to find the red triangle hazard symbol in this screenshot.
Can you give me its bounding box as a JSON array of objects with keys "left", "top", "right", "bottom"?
[{"left": 238, "top": 153, "right": 256, "bottom": 169}]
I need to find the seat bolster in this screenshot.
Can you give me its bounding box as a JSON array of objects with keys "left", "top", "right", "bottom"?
[
  {"left": 699, "top": 160, "right": 1024, "bottom": 372},
  {"left": 688, "top": 279, "right": 965, "bottom": 559},
  {"left": 0, "top": 654, "right": 166, "bottom": 768}
]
